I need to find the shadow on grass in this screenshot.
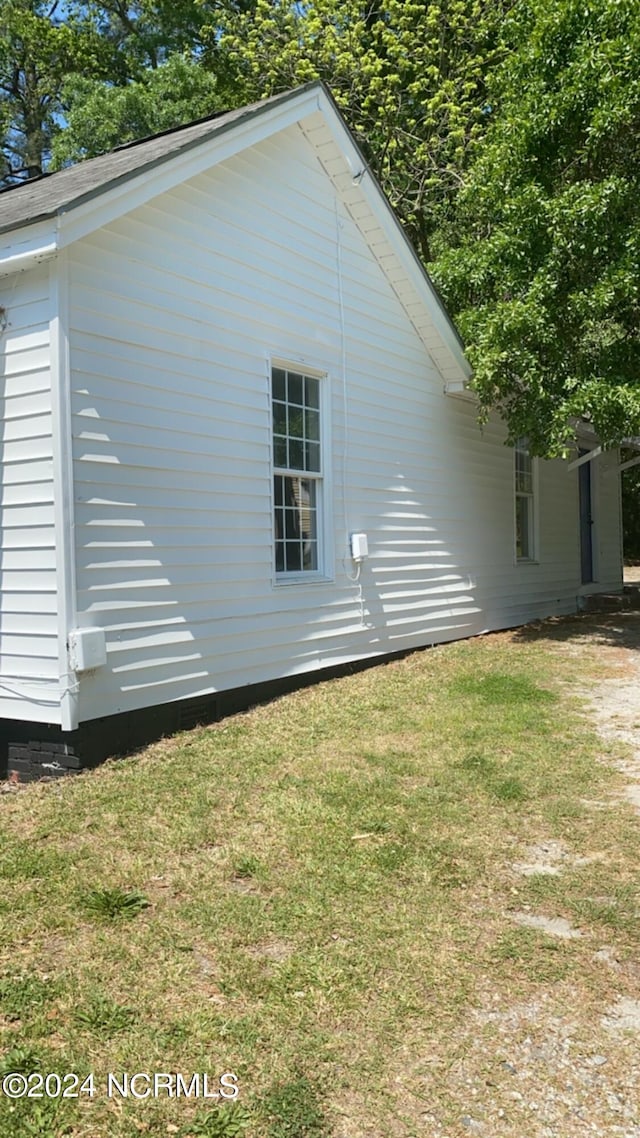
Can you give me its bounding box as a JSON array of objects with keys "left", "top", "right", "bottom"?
[{"left": 510, "top": 610, "right": 640, "bottom": 652}]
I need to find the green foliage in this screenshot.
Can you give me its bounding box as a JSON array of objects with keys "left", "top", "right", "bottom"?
[
  {"left": 74, "top": 992, "right": 136, "bottom": 1035},
  {"left": 82, "top": 0, "right": 207, "bottom": 72},
  {"left": 453, "top": 750, "right": 529, "bottom": 805},
  {"left": 232, "top": 854, "right": 262, "bottom": 879},
  {"left": 0, "top": 0, "right": 113, "bottom": 180},
  {"left": 217, "top": 0, "right": 514, "bottom": 261},
  {"left": 0, "top": 974, "right": 57, "bottom": 1021},
  {"left": 1, "top": 1100, "right": 69, "bottom": 1138},
  {"left": 261, "top": 1075, "right": 328, "bottom": 1138},
  {"left": 432, "top": 0, "right": 640, "bottom": 455},
  {"left": 0, "top": 1048, "right": 72, "bottom": 1138},
  {"left": 81, "top": 887, "right": 150, "bottom": 920},
  {"left": 0, "top": 1044, "right": 42, "bottom": 1075},
  {"left": 0, "top": 632, "right": 632, "bottom": 1134},
  {"left": 1, "top": 0, "right": 247, "bottom": 180},
  {"left": 52, "top": 54, "right": 225, "bottom": 166},
  {"left": 423, "top": 838, "right": 472, "bottom": 887},
  {"left": 184, "top": 1104, "right": 251, "bottom": 1137},
  {"left": 492, "top": 928, "right": 570, "bottom": 982}
]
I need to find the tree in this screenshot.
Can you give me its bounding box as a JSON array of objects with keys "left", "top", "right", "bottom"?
[
  {"left": 216, "top": 0, "right": 513, "bottom": 263},
  {"left": 1, "top": 0, "right": 250, "bottom": 181},
  {"left": 52, "top": 54, "right": 226, "bottom": 167},
  {"left": 2, "top": 0, "right": 512, "bottom": 245},
  {"left": 81, "top": 0, "right": 205, "bottom": 71},
  {"left": 53, "top": 0, "right": 260, "bottom": 164},
  {"left": 431, "top": 0, "right": 640, "bottom": 457},
  {"left": 0, "top": 0, "right": 111, "bottom": 183}
]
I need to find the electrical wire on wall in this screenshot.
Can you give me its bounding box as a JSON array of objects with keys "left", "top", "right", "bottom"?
[
  {"left": 335, "top": 195, "right": 367, "bottom": 629},
  {"left": 0, "top": 675, "right": 79, "bottom": 705}
]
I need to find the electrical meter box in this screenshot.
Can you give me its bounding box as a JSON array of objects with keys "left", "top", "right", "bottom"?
[
  {"left": 68, "top": 627, "right": 107, "bottom": 673},
  {"left": 350, "top": 533, "right": 369, "bottom": 561}
]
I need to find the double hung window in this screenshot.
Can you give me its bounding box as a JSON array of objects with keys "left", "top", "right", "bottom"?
[
  {"left": 272, "top": 365, "right": 323, "bottom": 576},
  {"left": 515, "top": 438, "right": 536, "bottom": 561}
]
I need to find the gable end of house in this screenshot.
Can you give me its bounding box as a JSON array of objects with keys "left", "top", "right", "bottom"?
[{"left": 0, "top": 83, "right": 470, "bottom": 387}]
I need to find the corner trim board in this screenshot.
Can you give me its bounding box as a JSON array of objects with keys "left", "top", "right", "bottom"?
[{"left": 49, "top": 252, "right": 79, "bottom": 730}]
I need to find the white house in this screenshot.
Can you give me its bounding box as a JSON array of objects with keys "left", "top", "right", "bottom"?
[{"left": 0, "top": 82, "right": 623, "bottom": 778}]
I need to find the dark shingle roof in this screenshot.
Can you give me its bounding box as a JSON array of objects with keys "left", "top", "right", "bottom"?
[{"left": 0, "top": 86, "right": 316, "bottom": 237}]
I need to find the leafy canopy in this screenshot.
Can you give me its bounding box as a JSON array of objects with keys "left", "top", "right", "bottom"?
[
  {"left": 217, "top": 0, "right": 513, "bottom": 263},
  {"left": 51, "top": 54, "right": 225, "bottom": 167},
  {"left": 1, "top": 0, "right": 249, "bottom": 181},
  {"left": 432, "top": 0, "right": 640, "bottom": 456},
  {"left": 0, "top": 0, "right": 113, "bottom": 181}
]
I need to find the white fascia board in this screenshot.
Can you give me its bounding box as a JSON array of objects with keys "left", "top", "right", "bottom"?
[
  {"left": 0, "top": 219, "right": 57, "bottom": 277},
  {"left": 56, "top": 88, "right": 324, "bottom": 250},
  {"left": 313, "top": 87, "right": 472, "bottom": 386}
]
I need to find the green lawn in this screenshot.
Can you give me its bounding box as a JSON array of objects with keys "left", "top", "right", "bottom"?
[{"left": 0, "top": 628, "right": 638, "bottom": 1138}]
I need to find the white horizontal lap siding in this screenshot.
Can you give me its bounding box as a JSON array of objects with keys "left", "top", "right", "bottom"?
[
  {"left": 68, "top": 122, "right": 596, "bottom": 723},
  {"left": 467, "top": 437, "right": 586, "bottom": 625},
  {"left": 0, "top": 265, "right": 59, "bottom": 721}
]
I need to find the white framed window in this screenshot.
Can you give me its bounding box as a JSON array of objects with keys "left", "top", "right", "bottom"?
[
  {"left": 272, "top": 364, "right": 324, "bottom": 577},
  {"left": 515, "top": 437, "right": 536, "bottom": 561}
]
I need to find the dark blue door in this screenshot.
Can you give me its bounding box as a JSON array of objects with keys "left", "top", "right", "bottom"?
[{"left": 579, "top": 450, "right": 594, "bottom": 584}]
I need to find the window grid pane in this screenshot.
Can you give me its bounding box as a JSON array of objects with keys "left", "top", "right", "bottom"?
[
  {"left": 272, "top": 369, "right": 322, "bottom": 478},
  {"left": 288, "top": 438, "right": 304, "bottom": 470},
  {"left": 272, "top": 368, "right": 286, "bottom": 401},
  {"left": 274, "top": 473, "right": 318, "bottom": 574},
  {"left": 273, "top": 366, "right": 321, "bottom": 573},
  {"left": 515, "top": 438, "right": 534, "bottom": 561},
  {"left": 288, "top": 372, "right": 304, "bottom": 406},
  {"left": 515, "top": 446, "right": 532, "bottom": 493},
  {"left": 272, "top": 400, "right": 287, "bottom": 435},
  {"left": 516, "top": 468, "right": 533, "bottom": 494},
  {"left": 305, "top": 407, "right": 320, "bottom": 441},
  {"left": 516, "top": 495, "right": 531, "bottom": 560},
  {"left": 273, "top": 437, "right": 287, "bottom": 467}
]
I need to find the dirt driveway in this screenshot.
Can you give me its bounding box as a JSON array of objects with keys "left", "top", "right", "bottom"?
[
  {"left": 517, "top": 607, "right": 640, "bottom": 805},
  {"left": 447, "top": 609, "right": 640, "bottom": 1138}
]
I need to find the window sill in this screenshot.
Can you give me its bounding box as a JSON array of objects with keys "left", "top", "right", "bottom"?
[
  {"left": 516, "top": 557, "right": 539, "bottom": 566},
  {"left": 274, "top": 572, "right": 333, "bottom": 587}
]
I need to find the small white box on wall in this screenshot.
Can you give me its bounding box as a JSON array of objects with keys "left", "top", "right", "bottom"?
[
  {"left": 350, "top": 533, "right": 369, "bottom": 562},
  {"left": 68, "top": 628, "right": 107, "bottom": 673}
]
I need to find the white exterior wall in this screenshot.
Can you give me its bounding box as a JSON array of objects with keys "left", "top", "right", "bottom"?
[
  {"left": 61, "top": 124, "right": 621, "bottom": 723},
  {"left": 0, "top": 265, "right": 60, "bottom": 722}
]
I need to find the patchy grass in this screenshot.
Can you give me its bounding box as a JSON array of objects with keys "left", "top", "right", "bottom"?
[{"left": 0, "top": 630, "right": 639, "bottom": 1137}]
